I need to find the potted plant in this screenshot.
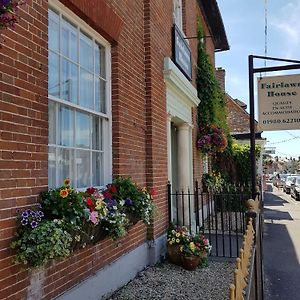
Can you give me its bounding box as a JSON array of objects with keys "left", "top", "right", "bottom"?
[
  {"left": 166, "top": 223, "right": 188, "bottom": 265},
  {"left": 179, "top": 233, "right": 212, "bottom": 270}
]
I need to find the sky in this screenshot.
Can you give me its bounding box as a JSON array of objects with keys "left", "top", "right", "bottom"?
[{"left": 215, "top": 0, "right": 300, "bottom": 158}]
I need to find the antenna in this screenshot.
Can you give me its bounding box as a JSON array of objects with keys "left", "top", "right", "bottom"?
[{"left": 264, "top": 0, "right": 268, "bottom": 69}]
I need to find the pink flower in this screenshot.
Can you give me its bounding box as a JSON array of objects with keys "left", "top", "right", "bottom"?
[
  {"left": 203, "top": 239, "right": 209, "bottom": 245},
  {"left": 89, "top": 211, "right": 99, "bottom": 225}
]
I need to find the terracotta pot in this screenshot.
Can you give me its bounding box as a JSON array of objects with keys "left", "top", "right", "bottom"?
[
  {"left": 181, "top": 255, "right": 200, "bottom": 271},
  {"left": 167, "top": 244, "right": 182, "bottom": 266}
]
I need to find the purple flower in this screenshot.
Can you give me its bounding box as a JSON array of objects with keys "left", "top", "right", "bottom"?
[
  {"left": 125, "top": 198, "right": 133, "bottom": 206},
  {"left": 21, "top": 218, "right": 28, "bottom": 226},
  {"left": 21, "top": 211, "right": 29, "bottom": 218},
  {"left": 105, "top": 199, "right": 117, "bottom": 210},
  {"left": 30, "top": 210, "right": 36, "bottom": 217},
  {"left": 36, "top": 203, "right": 42, "bottom": 209},
  {"left": 0, "top": 0, "right": 10, "bottom": 8},
  {"left": 38, "top": 211, "right": 44, "bottom": 217},
  {"left": 30, "top": 221, "right": 37, "bottom": 229}
]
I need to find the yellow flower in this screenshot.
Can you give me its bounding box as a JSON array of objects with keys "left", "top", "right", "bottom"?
[
  {"left": 64, "top": 178, "right": 71, "bottom": 186},
  {"left": 95, "top": 199, "right": 103, "bottom": 210},
  {"left": 60, "top": 188, "right": 69, "bottom": 198},
  {"left": 169, "top": 241, "right": 173, "bottom": 245},
  {"left": 171, "top": 230, "right": 176, "bottom": 234},
  {"left": 176, "top": 239, "right": 180, "bottom": 243},
  {"left": 180, "top": 246, "right": 183, "bottom": 252},
  {"left": 189, "top": 242, "right": 195, "bottom": 252},
  {"left": 175, "top": 233, "right": 180, "bottom": 237},
  {"left": 171, "top": 238, "right": 175, "bottom": 242}
]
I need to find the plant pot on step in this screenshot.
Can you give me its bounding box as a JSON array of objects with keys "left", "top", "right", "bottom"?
[{"left": 181, "top": 255, "right": 200, "bottom": 271}]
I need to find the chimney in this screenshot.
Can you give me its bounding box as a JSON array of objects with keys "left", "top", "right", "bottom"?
[{"left": 215, "top": 67, "right": 225, "bottom": 91}]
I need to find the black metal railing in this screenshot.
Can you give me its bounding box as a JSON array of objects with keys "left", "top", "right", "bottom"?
[{"left": 168, "top": 181, "right": 252, "bottom": 258}]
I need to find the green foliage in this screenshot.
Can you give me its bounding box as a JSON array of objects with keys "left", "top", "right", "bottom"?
[
  {"left": 111, "top": 177, "right": 155, "bottom": 225},
  {"left": 213, "top": 143, "right": 261, "bottom": 185},
  {"left": 196, "top": 20, "right": 230, "bottom": 136},
  {"left": 202, "top": 172, "right": 225, "bottom": 192},
  {"left": 11, "top": 177, "right": 156, "bottom": 269},
  {"left": 40, "top": 182, "right": 87, "bottom": 226},
  {"left": 10, "top": 220, "right": 72, "bottom": 268}
]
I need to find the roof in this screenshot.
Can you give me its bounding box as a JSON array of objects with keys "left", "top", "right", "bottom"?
[
  {"left": 197, "top": 0, "right": 230, "bottom": 51},
  {"left": 234, "top": 98, "right": 247, "bottom": 110}
]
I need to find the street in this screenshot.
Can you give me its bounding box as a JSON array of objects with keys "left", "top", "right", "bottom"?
[{"left": 264, "top": 184, "right": 300, "bottom": 299}]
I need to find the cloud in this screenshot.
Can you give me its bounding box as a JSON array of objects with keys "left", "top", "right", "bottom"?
[{"left": 270, "top": 1, "right": 300, "bottom": 58}]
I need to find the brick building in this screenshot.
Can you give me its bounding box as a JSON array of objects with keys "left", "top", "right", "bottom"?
[
  {"left": 0, "top": 1, "right": 228, "bottom": 299},
  {"left": 216, "top": 68, "right": 266, "bottom": 176}
]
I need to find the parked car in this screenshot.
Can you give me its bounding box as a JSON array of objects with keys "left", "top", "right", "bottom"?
[
  {"left": 291, "top": 176, "right": 300, "bottom": 200},
  {"left": 273, "top": 174, "right": 289, "bottom": 188},
  {"left": 283, "top": 176, "right": 297, "bottom": 194}
]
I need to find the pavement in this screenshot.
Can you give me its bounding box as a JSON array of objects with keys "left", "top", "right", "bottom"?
[{"left": 263, "top": 183, "right": 300, "bottom": 300}]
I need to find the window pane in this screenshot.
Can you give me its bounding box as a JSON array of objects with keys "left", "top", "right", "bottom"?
[
  {"left": 95, "top": 77, "right": 105, "bottom": 113},
  {"left": 48, "top": 146, "right": 56, "bottom": 188},
  {"left": 49, "top": 51, "right": 59, "bottom": 97},
  {"left": 95, "top": 43, "right": 105, "bottom": 77},
  {"left": 58, "top": 148, "right": 74, "bottom": 185},
  {"left": 61, "top": 58, "right": 78, "bottom": 103},
  {"left": 92, "top": 116, "right": 102, "bottom": 150},
  {"left": 59, "top": 106, "right": 74, "bottom": 146},
  {"left": 92, "top": 152, "right": 102, "bottom": 186},
  {"left": 48, "top": 101, "right": 56, "bottom": 145},
  {"left": 80, "top": 32, "right": 93, "bottom": 72},
  {"left": 62, "top": 18, "right": 78, "bottom": 62},
  {"left": 76, "top": 111, "right": 90, "bottom": 148},
  {"left": 76, "top": 150, "right": 90, "bottom": 188},
  {"left": 49, "top": 10, "right": 59, "bottom": 51},
  {"left": 80, "top": 69, "right": 94, "bottom": 109}
]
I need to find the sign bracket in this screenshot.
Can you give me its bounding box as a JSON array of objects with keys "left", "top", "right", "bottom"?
[{"left": 249, "top": 55, "right": 300, "bottom": 199}]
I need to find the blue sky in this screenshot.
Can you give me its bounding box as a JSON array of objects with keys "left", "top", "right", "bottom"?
[{"left": 215, "top": 0, "right": 300, "bottom": 158}]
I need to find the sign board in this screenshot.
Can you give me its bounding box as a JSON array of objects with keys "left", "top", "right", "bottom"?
[
  {"left": 258, "top": 74, "right": 300, "bottom": 131},
  {"left": 264, "top": 148, "right": 276, "bottom": 154},
  {"left": 172, "top": 25, "right": 192, "bottom": 81}
]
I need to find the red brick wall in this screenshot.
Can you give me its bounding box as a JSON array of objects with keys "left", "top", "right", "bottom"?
[
  {"left": 0, "top": 0, "right": 49, "bottom": 298},
  {"left": 0, "top": 0, "right": 219, "bottom": 299},
  {"left": 143, "top": 0, "right": 172, "bottom": 237}
]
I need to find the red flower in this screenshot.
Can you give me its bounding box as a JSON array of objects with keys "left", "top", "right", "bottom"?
[
  {"left": 109, "top": 185, "right": 117, "bottom": 194},
  {"left": 103, "top": 191, "right": 112, "bottom": 199},
  {"left": 86, "top": 197, "right": 95, "bottom": 210},
  {"left": 86, "top": 187, "right": 96, "bottom": 195},
  {"left": 150, "top": 188, "right": 157, "bottom": 197}
]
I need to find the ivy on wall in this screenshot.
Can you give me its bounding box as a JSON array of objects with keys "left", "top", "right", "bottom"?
[
  {"left": 196, "top": 20, "right": 229, "bottom": 134},
  {"left": 213, "top": 143, "right": 261, "bottom": 185}
]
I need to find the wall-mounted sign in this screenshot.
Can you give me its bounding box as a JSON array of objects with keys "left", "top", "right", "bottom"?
[
  {"left": 172, "top": 24, "right": 192, "bottom": 81},
  {"left": 258, "top": 74, "right": 300, "bottom": 131}
]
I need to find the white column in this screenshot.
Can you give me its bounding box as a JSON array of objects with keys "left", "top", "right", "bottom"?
[
  {"left": 167, "top": 114, "right": 172, "bottom": 182},
  {"left": 177, "top": 123, "right": 191, "bottom": 191},
  {"left": 177, "top": 122, "right": 191, "bottom": 226}
]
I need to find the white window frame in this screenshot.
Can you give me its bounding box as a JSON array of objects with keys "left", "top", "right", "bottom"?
[{"left": 48, "top": 0, "right": 112, "bottom": 189}]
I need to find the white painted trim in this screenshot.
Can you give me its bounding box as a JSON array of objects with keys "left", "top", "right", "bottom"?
[
  {"left": 49, "top": 0, "right": 111, "bottom": 48},
  {"left": 48, "top": 1, "right": 113, "bottom": 187},
  {"left": 164, "top": 57, "right": 200, "bottom": 108}
]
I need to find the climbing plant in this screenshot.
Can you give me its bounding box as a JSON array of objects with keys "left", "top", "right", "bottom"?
[
  {"left": 213, "top": 143, "right": 261, "bottom": 185},
  {"left": 196, "top": 19, "right": 232, "bottom": 154}
]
